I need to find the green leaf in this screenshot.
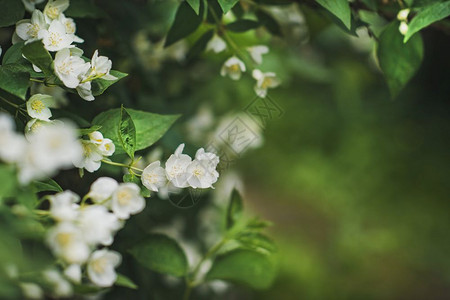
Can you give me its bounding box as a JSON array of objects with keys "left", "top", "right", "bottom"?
[
  {"left": 226, "top": 20, "right": 261, "bottom": 32},
  {"left": 65, "top": 0, "right": 106, "bottom": 18},
  {"left": 22, "top": 41, "right": 54, "bottom": 77},
  {"left": 2, "top": 42, "right": 25, "bottom": 65},
  {"left": 207, "top": 0, "right": 223, "bottom": 24},
  {"left": 226, "top": 189, "right": 243, "bottom": 229},
  {"left": 0, "top": 64, "right": 30, "bottom": 100},
  {"left": 315, "top": 0, "right": 352, "bottom": 30},
  {"left": 32, "top": 179, "right": 63, "bottom": 193},
  {"left": 206, "top": 249, "right": 277, "bottom": 289},
  {"left": 118, "top": 106, "right": 136, "bottom": 160},
  {"left": 91, "top": 70, "right": 128, "bottom": 96},
  {"left": 78, "top": 125, "right": 102, "bottom": 136},
  {"left": 236, "top": 232, "right": 277, "bottom": 253},
  {"left": 186, "top": 0, "right": 201, "bottom": 14},
  {"left": 218, "top": 0, "right": 240, "bottom": 13},
  {"left": 123, "top": 173, "right": 140, "bottom": 184},
  {"left": 129, "top": 234, "right": 188, "bottom": 277},
  {"left": 92, "top": 108, "right": 179, "bottom": 155},
  {"left": 255, "top": 9, "right": 282, "bottom": 36},
  {"left": 186, "top": 30, "right": 214, "bottom": 61},
  {"left": 165, "top": 1, "right": 204, "bottom": 47},
  {"left": 0, "top": 0, "right": 25, "bottom": 27},
  {"left": 115, "top": 274, "right": 138, "bottom": 289},
  {"left": 404, "top": 1, "right": 450, "bottom": 42},
  {"left": 0, "top": 165, "right": 17, "bottom": 200},
  {"left": 377, "top": 21, "right": 424, "bottom": 98},
  {"left": 17, "top": 188, "right": 38, "bottom": 209}
]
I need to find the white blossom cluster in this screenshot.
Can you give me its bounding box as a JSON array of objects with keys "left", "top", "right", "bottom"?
[
  {"left": 74, "top": 131, "right": 115, "bottom": 173},
  {"left": 0, "top": 113, "right": 82, "bottom": 185},
  {"left": 45, "top": 177, "right": 145, "bottom": 292},
  {"left": 208, "top": 35, "right": 280, "bottom": 98},
  {"left": 14, "top": 0, "right": 117, "bottom": 101},
  {"left": 141, "top": 143, "right": 220, "bottom": 193}
]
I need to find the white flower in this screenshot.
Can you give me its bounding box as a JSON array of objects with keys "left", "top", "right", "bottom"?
[
  {"left": 165, "top": 143, "right": 192, "bottom": 188},
  {"left": 54, "top": 48, "right": 90, "bottom": 88},
  {"left": 19, "top": 282, "right": 43, "bottom": 299},
  {"left": 220, "top": 56, "right": 246, "bottom": 80},
  {"left": 24, "top": 118, "right": 55, "bottom": 138},
  {"left": 58, "top": 13, "right": 84, "bottom": 43},
  {"left": 44, "top": 0, "right": 69, "bottom": 21},
  {"left": 46, "top": 222, "right": 90, "bottom": 264},
  {"left": 397, "top": 9, "right": 410, "bottom": 21},
  {"left": 73, "top": 140, "right": 103, "bottom": 172},
  {"left": 87, "top": 249, "right": 121, "bottom": 287},
  {"left": 77, "top": 205, "right": 122, "bottom": 246},
  {"left": 97, "top": 138, "right": 115, "bottom": 156},
  {"left": 15, "top": 10, "right": 47, "bottom": 44},
  {"left": 206, "top": 34, "right": 227, "bottom": 53},
  {"left": 38, "top": 19, "right": 74, "bottom": 52},
  {"left": 399, "top": 21, "right": 409, "bottom": 36},
  {"left": 88, "top": 131, "right": 104, "bottom": 144},
  {"left": 43, "top": 269, "right": 73, "bottom": 298},
  {"left": 21, "top": 0, "right": 45, "bottom": 12},
  {"left": 49, "top": 191, "right": 80, "bottom": 222},
  {"left": 90, "top": 50, "right": 117, "bottom": 80},
  {"left": 111, "top": 183, "right": 145, "bottom": 219},
  {"left": 76, "top": 81, "right": 95, "bottom": 101},
  {"left": 0, "top": 114, "right": 27, "bottom": 164},
  {"left": 252, "top": 69, "right": 280, "bottom": 98},
  {"left": 247, "top": 45, "right": 269, "bottom": 65},
  {"left": 26, "top": 94, "right": 54, "bottom": 121},
  {"left": 141, "top": 161, "right": 167, "bottom": 192},
  {"left": 186, "top": 149, "right": 219, "bottom": 189},
  {"left": 88, "top": 177, "right": 119, "bottom": 203},
  {"left": 64, "top": 264, "right": 81, "bottom": 283}
]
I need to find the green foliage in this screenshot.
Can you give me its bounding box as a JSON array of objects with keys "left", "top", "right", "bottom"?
[
  {"left": 255, "top": 9, "right": 282, "bottom": 36},
  {"left": 91, "top": 70, "right": 128, "bottom": 96},
  {"left": 0, "top": 165, "right": 17, "bottom": 199},
  {"left": 226, "top": 20, "right": 261, "bottom": 32},
  {"left": 315, "top": 0, "right": 352, "bottom": 30},
  {"left": 165, "top": 1, "right": 204, "bottom": 47},
  {"left": 217, "top": 0, "right": 240, "bottom": 13},
  {"left": 377, "top": 21, "right": 424, "bottom": 97},
  {"left": 22, "top": 41, "right": 54, "bottom": 77},
  {"left": 206, "top": 249, "right": 277, "bottom": 289},
  {"left": 236, "top": 232, "right": 277, "bottom": 253},
  {"left": 78, "top": 125, "right": 102, "bottom": 135},
  {"left": 65, "top": 0, "right": 105, "bottom": 18},
  {"left": 118, "top": 106, "right": 136, "bottom": 160},
  {"left": 186, "top": 0, "right": 201, "bottom": 15},
  {"left": 186, "top": 30, "right": 214, "bottom": 60},
  {"left": 0, "top": 64, "right": 30, "bottom": 100},
  {"left": 115, "top": 274, "right": 138, "bottom": 290},
  {"left": 129, "top": 234, "right": 188, "bottom": 277},
  {"left": 92, "top": 108, "right": 179, "bottom": 155},
  {"left": 226, "top": 189, "right": 243, "bottom": 229},
  {"left": 404, "top": 1, "right": 450, "bottom": 42},
  {"left": 0, "top": 0, "right": 24, "bottom": 27},
  {"left": 32, "top": 179, "right": 63, "bottom": 193}
]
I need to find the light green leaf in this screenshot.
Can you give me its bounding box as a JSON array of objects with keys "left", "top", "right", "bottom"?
[
  {"left": 0, "top": 165, "right": 17, "bottom": 200},
  {"left": 206, "top": 249, "right": 277, "bottom": 289},
  {"left": 377, "top": 21, "right": 424, "bottom": 98},
  {"left": 404, "top": 1, "right": 450, "bottom": 42},
  {"left": 118, "top": 106, "right": 136, "bottom": 160},
  {"left": 315, "top": 0, "right": 352, "bottom": 30},
  {"left": 0, "top": 0, "right": 25, "bottom": 27},
  {"left": 78, "top": 125, "right": 102, "bottom": 136},
  {"left": 91, "top": 70, "right": 128, "bottom": 96},
  {"left": 129, "top": 234, "right": 188, "bottom": 277},
  {"left": 218, "top": 0, "right": 240, "bottom": 13},
  {"left": 236, "top": 232, "right": 277, "bottom": 253},
  {"left": 22, "top": 41, "right": 54, "bottom": 77},
  {"left": 226, "top": 189, "right": 244, "bottom": 229},
  {"left": 186, "top": 0, "right": 201, "bottom": 14},
  {"left": 165, "top": 2, "right": 203, "bottom": 47},
  {"left": 0, "top": 64, "right": 30, "bottom": 100},
  {"left": 92, "top": 108, "right": 179, "bottom": 155},
  {"left": 115, "top": 274, "right": 138, "bottom": 289},
  {"left": 32, "top": 179, "right": 63, "bottom": 193}
]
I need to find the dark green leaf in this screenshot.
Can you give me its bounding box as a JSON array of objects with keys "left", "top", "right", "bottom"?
[
  {"left": 377, "top": 21, "right": 424, "bottom": 97},
  {"left": 315, "top": 0, "right": 352, "bottom": 30},
  {"left": 187, "top": 30, "right": 214, "bottom": 61},
  {"left": 404, "top": 1, "right": 450, "bottom": 42},
  {"left": 255, "top": 10, "right": 282, "bottom": 36},
  {"left": 65, "top": 0, "right": 106, "bottom": 18},
  {"left": 207, "top": 0, "right": 223, "bottom": 23},
  {"left": 206, "top": 249, "right": 277, "bottom": 289},
  {"left": 186, "top": 0, "right": 201, "bottom": 14},
  {"left": 226, "top": 20, "right": 261, "bottom": 32},
  {"left": 22, "top": 41, "right": 54, "bottom": 77},
  {"left": 91, "top": 70, "right": 128, "bottom": 96},
  {"left": 2, "top": 42, "right": 25, "bottom": 65},
  {"left": 118, "top": 106, "right": 136, "bottom": 160},
  {"left": 78, "top": 125, "right": 102, "bottom": 136},
  {"left": 218, "top": 0, "right": 240, "bottom": 13},
  {"left": 226, "top": 189, "right": 243, "bottom": 229},
  {"left": 115, "top": 274, "right": 138, "bottom": 289},
  {"left": 0, "top": 64, "right": 30, "bottom": 100},
  {"left": 129, "top": 234, "right": 188, "bottom": 277},
  {"left": 32, "top": 179, "right": 63, "bottom": 193},
  {"left": 165, "top": 2, "right": 204, "bottom": 47},
  {"left": 0, "top": 0, "right": 25, "bottom": 27},
  {"left": 254, "top": 0, "right": 292, "bottom": 4}
]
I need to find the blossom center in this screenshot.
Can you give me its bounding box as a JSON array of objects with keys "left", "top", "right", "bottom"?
[
  {"left": 27, "top": 24, "right": 40, "bottom": 38},
  {"left": 31, "top": 100, "right": 45, "bottom": 113},
  {"left": 49, "top": 31, "right": 63, "bottom": 46},
  {"left": 117, "top": 190, "right": 132, "bottom": 205},
  {"left": 91, "top": 257, "right": 107, "bottom": 274},
  {"left": 56, "top": 232, "right": 73, "bottom": 247}
]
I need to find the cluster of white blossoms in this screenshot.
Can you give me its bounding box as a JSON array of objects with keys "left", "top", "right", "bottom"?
[
  {"left": 14, "top": 0, "right": 117, "bottom": 101},
  {"left": 141, "top": 144, "right": 220, "bottom": 193},
  {"left": 211, "top": 35, "right": 280, "bottom": 97},
  {"left": 397, "top": 8, "right": 410, "bottom": 36},
  {"left": 74, "top": 131, "right": 115, "bottom": 172},
  {"left": 46, "top": 177, "right": 145, "bottom": 291},
  {"left": 0, "top": 113, "right": 82, "bottom": 184}
]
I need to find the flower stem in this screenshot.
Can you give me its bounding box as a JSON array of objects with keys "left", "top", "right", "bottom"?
[{"left": 100, "top": 159, "right": 143, "bottom": 173}]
